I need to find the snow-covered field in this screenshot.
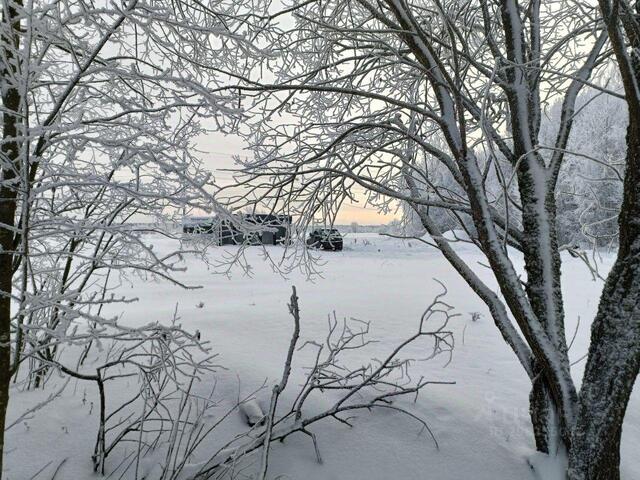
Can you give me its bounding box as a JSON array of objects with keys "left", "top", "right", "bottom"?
[{"left": 5, "top": 234, "right": 639, "bottom": 479}]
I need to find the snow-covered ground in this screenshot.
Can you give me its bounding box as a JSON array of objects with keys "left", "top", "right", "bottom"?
[{"left": 5, "top": 234, "right": 639, "bottom": 479}]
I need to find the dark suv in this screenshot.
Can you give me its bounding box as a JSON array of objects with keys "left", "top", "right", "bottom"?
[{"left": 306, "top": 228, "right": 343, "bottom": 251}]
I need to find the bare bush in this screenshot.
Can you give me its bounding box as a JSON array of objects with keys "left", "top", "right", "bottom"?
[
  {"left": 22, "top": 286, "right": 455, "bottom": 479},
  {"left": 186, "top": 286, "right": 456, "bottom": 480}
]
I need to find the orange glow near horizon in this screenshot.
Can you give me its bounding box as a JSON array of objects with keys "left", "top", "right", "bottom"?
[
  {"left": 334, "top": 202, "right": 400, "bottom": 225},
  {"left": 196, "top": 135, "right": 401, "bottom": 225}
]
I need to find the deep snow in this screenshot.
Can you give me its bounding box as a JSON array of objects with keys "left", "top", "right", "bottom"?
[{"left": 4, "top": 233, "right": 638, "bottom": 480}]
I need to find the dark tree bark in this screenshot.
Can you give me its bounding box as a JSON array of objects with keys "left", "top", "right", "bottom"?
[
  {"left": 516, "top": 154, "right": 572, "bottom": 454},
  {"left": 568, "top": 2, "right": 640, "bottom": 478},
  {"left": 568, "top": 65, "right": 640, "bottom": 480},
  {"left": 0, "top": 0, "right": 23, "bottom": 475},
  {"left": 500, "top": 0, "right": 575, "bottom": 452},
  {"left": 568, "top": 122, "right": 640, "bottom": 479}
]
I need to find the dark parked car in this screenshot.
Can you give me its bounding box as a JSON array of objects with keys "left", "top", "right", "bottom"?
[{"left": 306, "top": 228, "right": 343, "bottom": 251}]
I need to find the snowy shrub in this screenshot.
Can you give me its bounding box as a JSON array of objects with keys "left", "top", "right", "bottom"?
[{"left": 102, "top": 287, "right": 456, "bottom": 480}]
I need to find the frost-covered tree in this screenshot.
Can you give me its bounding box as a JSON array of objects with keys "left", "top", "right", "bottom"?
[
  {"left": 538, "top": 83, "right": 626, "bottom": 248},
  {"left": 0, "top": 0, "right": 251, "bottom": 474},
  {"left": 211, "top": 1, "right": 639, "bottom": 477}
]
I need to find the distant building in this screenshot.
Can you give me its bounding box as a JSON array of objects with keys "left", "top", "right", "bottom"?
[
  {"left": 182, "top": 214, "right": 292, "bottom": 246},
  {"left": 182, "top": 216, "right": 215, "bottom": 234}
]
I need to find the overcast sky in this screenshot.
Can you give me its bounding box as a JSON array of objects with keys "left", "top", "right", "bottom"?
[{"left": 197, "top": 132, "right": 399, "bottom": 225}]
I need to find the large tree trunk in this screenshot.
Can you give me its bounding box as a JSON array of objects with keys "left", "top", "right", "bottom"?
[
  {"left": 517, "top": 175, "right": 570, "bottom": 454},
  {"left": 0, "top": 1, "right": 22, "bottom": 476},
  {"left": 567, "top": 102, "right": 640, "bottom": 480},
  {"left": 567, "top": 232, "right": 640, "bottom": 480},
  {"left": 500, "top": 0, "right": 575, "bottom": 449},
  {"left": 567, "top": 3, "right": 640, "bottom": 478},
  {"left": 511, "top": 141, "right": 572, "bottom": 454}
]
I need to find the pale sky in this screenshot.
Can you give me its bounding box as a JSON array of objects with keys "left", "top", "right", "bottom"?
[{"left": 196, "top": 132, "right": 399, "bottom": 225}]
